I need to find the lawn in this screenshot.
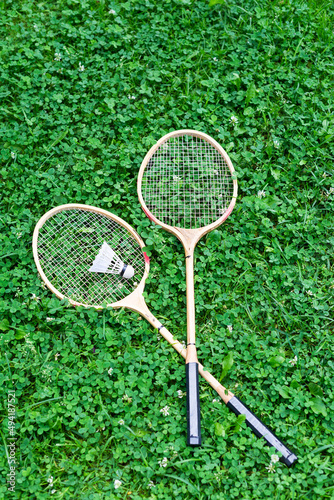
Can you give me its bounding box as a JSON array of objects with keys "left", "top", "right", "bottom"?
[{"left": 0, "top": 0, "right": 333, "bottom": 498}]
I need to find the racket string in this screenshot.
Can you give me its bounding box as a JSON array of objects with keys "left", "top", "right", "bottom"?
[
  {"left": 142, "top": 134, "right": 234, "bottom": 228},
  {"left": 37, "top": 209, "right": 145, "bottom": 306}
]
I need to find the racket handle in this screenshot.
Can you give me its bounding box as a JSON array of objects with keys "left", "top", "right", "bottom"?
[
  {"left": 186, "top": 362, "right": 201, "bottom": 446},
  {"left": 226, "top": 396, "right": 297, "bottom": 467}
]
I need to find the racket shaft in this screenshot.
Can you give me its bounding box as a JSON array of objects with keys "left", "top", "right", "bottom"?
[{"left": 185, "top": 253, "right": 196, "bottom": 352}]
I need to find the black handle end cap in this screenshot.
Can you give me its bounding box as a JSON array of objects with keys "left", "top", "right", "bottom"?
[
  {"left": 283, "top": 453, "right": 298, "bottom": 468},
  {"left": 187, "top": 435, "right": 201, "bottom": 446}
]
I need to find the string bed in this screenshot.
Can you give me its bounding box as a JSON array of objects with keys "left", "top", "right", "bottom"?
[
  {"left": 141, "top": 134, "right": 234, "bottom": 228},
  {"left": 37, "top": 209, "right": 145, "bottom": 306}
]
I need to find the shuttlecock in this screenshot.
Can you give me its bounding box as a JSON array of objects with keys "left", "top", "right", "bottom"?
[{"left": 89, "top": 242, "right": 134, "bottom": 279}]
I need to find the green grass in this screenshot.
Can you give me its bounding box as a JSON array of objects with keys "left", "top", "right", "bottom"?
[{"left": 1, "top": 0, "right": 334, "bottom": 498}]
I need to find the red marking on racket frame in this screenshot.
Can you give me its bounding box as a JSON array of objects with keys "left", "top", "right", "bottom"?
[
  {"left": 224, "top": 203, "right": 235, "bottom": 219},
  {"left": 143, "top": 252, "right": 150, "bottom": 263},
  {"left": 142, "top": 206, "right": 159, "bottom": 224}
]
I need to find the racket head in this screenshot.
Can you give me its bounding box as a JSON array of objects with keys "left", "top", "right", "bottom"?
[
  {"left": 137, "top": 130, "right": 238, "bottom": 239},
  {"left": 32, "top": 204, "right": 149, "bottom": 309}
]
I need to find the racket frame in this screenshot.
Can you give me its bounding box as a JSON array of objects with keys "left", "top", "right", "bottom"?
[
  {"left": 138, "top": 131, "right": 238, "bottom": 358},
  {"left": 32, "top": 203, "right": 150, "bottom": 311}
]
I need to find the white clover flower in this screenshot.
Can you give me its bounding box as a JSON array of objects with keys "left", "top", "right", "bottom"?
[
  {"left": 257, "top": 190, "right": 266, "bottom": 198},
  {"left": 16, "top": 231, "right": 22, "bottom": 238},
  {"left": 160, "top": 405, "right": 170, "bottom": 416},
  {"left": 79, "top": 62, "right": 85, "bottom": 72},
  {"left": 227, "top": 325, "right": 233, "bottom": 333},
  {"left": 31, "top": 293, "right": 40, "bottom": 301},
  {"left": 114, "top": 479, "right": 122, "bottom": 489},
  {"left": 148, "top": 481, "right": 155, "bottom": 488},
  {"left": 109, "top": 9, "right": 116, "bottom": 14},
  {"left": 273, "top": 139, "right": 280, "bottom": 149},
  {"left": 47, "top": 477, "right": 53, "bottom": 484},
  {"left": 11, "top": 152, "right": 16, "bottom": 159},
  {"left": 128, "top": 95, "right": 135, "bottom": 99},
  {"left": 230, "top": 115, "right": 238, "bottom": 124},
  {"left": 172, "top": 175, "right": 182, "bottom": 181},
  {"left": 177, "top": 390, "right": 186, "bottom": 399},
  {"left": 54, "top": 52, "right": 62, "bottom": 61},
  {"left": 158, "top": 457, "right": 168, "bottom": 468},
  {"left": 288, "top": 356, "right": 298, "bottom": 366},
  {"left": 108, "top": 367, "right": 113, "bottom": 375},
  {"left": 306, "top": 290, "right": 314, "bottom": 296},
  {"left": 55, "top": 353, "right": 60, "bottom": 360},
  {"left": 118, "top": 419, "right": 124, "bottom": 425},
  {"left": 41, "top": 365, "right": 52, "bottom": 381},
  {"left": 213, "top": 57, "right": 218, "bottom": 62},
  {"left": 46, "top": 317, "right": 55, "bottom": 322},
  {"left": 271, "top": 454, "right": 280, "bottom": 464},
  {"left": 218, "top": 207, "right": 226, "bottom": 215},
  {"left": 266, "top": 463, "right": 276, "bottom": 473},
  {"left": 51, "top": 490, "right": 56, "bottom": 494},
  {"left": 122, "top": 394, "right": 132, "bottom": 403},
  {"left": 33, "top": 23, "right": 38, "bottom": 30}
]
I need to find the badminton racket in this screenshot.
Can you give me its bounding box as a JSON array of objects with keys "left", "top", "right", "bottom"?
[
  {"left": 138, "top": 130, "right": 238, "bottom": 445},
  {"left": 32, "top": 203, "right": 297, "bottom": 467}
]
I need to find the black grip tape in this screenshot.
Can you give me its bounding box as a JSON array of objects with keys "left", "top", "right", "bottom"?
[
  {"left": 186, "top": 362, "right": 201, "bottom": 446},
  {"left": 227, "top": 396, "right": 297, "bottom": 467}
]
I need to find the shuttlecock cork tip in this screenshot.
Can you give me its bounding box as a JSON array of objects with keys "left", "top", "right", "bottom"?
[{"left": 123, "top": 265, "right": 134, "bottom": 279}]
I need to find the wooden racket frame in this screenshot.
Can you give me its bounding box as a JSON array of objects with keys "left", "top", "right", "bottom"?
[
  {"left": 137, "top": 130, "right": 238, "bottom": 364},
  {"left": 32, "top": 203, "right": 234, "bottom": 403}
]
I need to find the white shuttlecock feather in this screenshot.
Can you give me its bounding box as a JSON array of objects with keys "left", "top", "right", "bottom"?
[{"left": 89, "top": 242, "right": 134, "bottom": 279}]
